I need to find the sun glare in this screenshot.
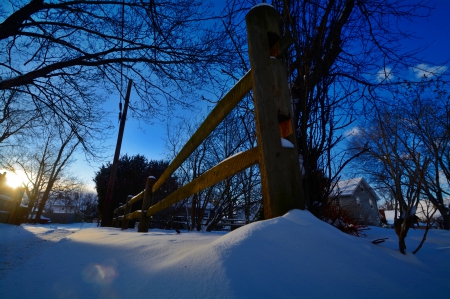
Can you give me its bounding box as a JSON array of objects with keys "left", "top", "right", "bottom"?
[{"left": 3, "top": 171, "right": 25, "bottom": 188}]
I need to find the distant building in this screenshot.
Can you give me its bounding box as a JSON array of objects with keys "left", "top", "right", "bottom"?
[
  {"left": 44, "top": 200, "right": 83, "bottom": 223},
  {"left": 51, "top": 203, "right": 77, "bottom": 214},
  {"left": 332, "top": 178, "right": 381, "bottom": 226}
]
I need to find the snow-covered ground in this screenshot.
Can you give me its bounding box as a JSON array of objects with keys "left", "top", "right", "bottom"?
[{"left": 1, "top": 209, "right": 449, "bottom": 299}]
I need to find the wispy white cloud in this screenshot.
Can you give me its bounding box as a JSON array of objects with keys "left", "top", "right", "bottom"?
[
  {"left": 376, "top": 67, "right": 394, "bottom": 82},
  {"left": 410, "top": 63, "right": 448, "bottom": 79},
  {"left": 345, "top": 127, "right": 361, "bottom": 138}
]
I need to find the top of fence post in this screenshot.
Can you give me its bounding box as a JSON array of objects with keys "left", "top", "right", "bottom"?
[{"left": 246, "top": 4, "right": 305, "bottom": 219}]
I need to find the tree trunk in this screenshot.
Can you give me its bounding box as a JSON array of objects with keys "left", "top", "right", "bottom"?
[
  {"left": 442, "top": 213, "right": 450, "bottom": 230},
  {"left": 34, "top": 179, "right": 56, "bottom": 223},
  {"left": 398, "top": 222, "right": 410, "bottom": 255}
]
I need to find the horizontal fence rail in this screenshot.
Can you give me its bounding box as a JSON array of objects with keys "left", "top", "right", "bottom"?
[
  {"left": 111, "top": 5, "right": 304, "bottom": 232},
  {"left": 147, "top": 147, "right": 259, "bottom": 217},
  {"left": 151, "top": 70, "right": 253, "bottom": 195}
]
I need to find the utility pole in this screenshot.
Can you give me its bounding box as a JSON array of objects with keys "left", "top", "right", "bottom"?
[{"left": 101, "top": 79, "right": 132, "bottom": 227}]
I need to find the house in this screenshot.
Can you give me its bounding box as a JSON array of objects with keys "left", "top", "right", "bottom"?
[
  {"left": 332, "top": 178, "right": 381, "bottom": 226},
  {"left": 44, "top": 200, "right": 83, "bottom": 224},
  {"left": 51, "top": 203, "right": 78, "bottom": 214}
]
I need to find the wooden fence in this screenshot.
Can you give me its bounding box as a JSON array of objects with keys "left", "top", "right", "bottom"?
[
  {"left": 112, "top": 5, "right": 304, "bottom": 232},
  {"left": 0, "top": 186, "right": 25, "bottom": 225}
]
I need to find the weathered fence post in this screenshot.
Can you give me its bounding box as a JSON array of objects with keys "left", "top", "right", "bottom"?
[
  {"left": 122, "top": 195, "right": 133, "bottom": 230},
  {"left": 138, "top": 176, "right": 156, "bottom": 232},
  {"left": 246, "top": 4, "right": 305, "bottom": 219},
  {"left": 114, "top": 208, "right": 121, "bottom": 228}
]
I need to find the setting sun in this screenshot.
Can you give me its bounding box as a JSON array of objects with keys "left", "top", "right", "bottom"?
[{"left": 1, "top": 171, "right": 25, "bottom": 188}]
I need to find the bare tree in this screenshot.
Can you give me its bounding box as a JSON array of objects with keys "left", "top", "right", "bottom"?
[
  {"left": 164, "top": 99, "right": 261, "bottom": 231},
  {"left": 45, "top": 177, "right": 96, "bottom": 222},
  {"left": 0, "top": 90, "right": 39, "bottom": 145},
  {"left": 0, "top": 0, "right": 230, "bottom": 156},
  {"left": 349, "top": 105, "right": 426, "bottom": 253},
  {"left": 2, "top": 120, "right": 80, "bottom": 223},
  {"left": 396, "top": 80, "right": 450, "bottom": 229},
  {"left": 220, "top": 0, "right": 436, "bottom": 217},
  {"left": 349, "top": 78, "right": 450, "bottom": 253}
]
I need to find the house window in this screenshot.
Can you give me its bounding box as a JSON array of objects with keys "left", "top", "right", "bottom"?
[
  {"left": 356, "top": 197, "right": 361, "bottom": 207},
  {"left": 369, "top": 199, "right": 373, "bottom": 209}
]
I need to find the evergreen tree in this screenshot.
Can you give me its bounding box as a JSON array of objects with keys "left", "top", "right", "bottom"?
[{"left": 93, "top": 154, "right": 178, "bottom": 224}]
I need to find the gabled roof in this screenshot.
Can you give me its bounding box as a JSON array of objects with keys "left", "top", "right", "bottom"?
[
  {"left": 335, "top": 178, "right": 363, "bottom": 196},
  {"left": 333, "top": 177, "right": 381, "bottom": 201}
]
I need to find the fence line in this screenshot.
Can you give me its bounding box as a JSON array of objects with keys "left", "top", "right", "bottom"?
[
  {"left": 112, "top": 5, "right": 304, "bottom": 232},
  {"left": 151, "top": 71, "right": 253, "bottom": 195}
]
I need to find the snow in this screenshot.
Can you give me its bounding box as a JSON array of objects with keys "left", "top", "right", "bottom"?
[
  {"left": 281, "top": 138, "right": 294, "bottom": 148},
  {"left": 416, "top": 201, "right": 442, "bottom": 219},
  {"left": 384, "top": 210, "right": 396, "bottom": 225},
  {"left": 1, "top": 209, "right": 449, "bottom": 299},
  {"left": 217, "top": 151, "right": 244, "bottom": 165},
  {"left": 250, "top": 3, "right": 274, "bottom": 11},
  {"left": 334, "top": 177, "right": 363, "bottom": 196}
]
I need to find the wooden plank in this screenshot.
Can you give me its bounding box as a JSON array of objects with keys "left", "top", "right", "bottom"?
[
  {"left": 122, "top": 195, "right": 133, "bottom": 230},
  {"left": 127, "top": 191, "right": 144, "bottom": 206},
  {"left": 272, "top": 34, "right": 293, "bottom": 58},
  {"left": 152, "top": 71, "right": 253, "bottom": 194},
  {"left": 279, "top": 119, "right": 293, "bottom": 138},
  {"left": 139, "top": 177, "right": 156, "bottom": 232},
  {"left": 246, "top": 5, "right": 304, "bottom": 219},
  {"left": 126, "top": 210, "right": 142, "bottom": 219},
  {"left": 147, "top": 147, "right": 259, "bottom": 216}
]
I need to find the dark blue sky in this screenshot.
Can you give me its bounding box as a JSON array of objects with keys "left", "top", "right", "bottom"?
[
  {"left": 73, "top": 0, "right": 450, "bottom": 191},
  {"left": 403, "top": 0, "right": 450, "bottom": 65}
]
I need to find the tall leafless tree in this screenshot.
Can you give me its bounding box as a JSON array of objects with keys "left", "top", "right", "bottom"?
[
  {"left": 0, "top": 0, "right": 231, "bottom": 157},
  {"left": 0, "top": 90, "right": 39, "bottom": 145},
  {"left": 349, "top": 78, "right": 450, "bottom": 253},
  {"left": 164, "top": 99, "right": 261, "bottom": 231},
  {"left": 1, "top": 119, "right": 80, "bottom": 223},
  {"left": 220, "top": 0, "right": 437, "bottom": 217}
]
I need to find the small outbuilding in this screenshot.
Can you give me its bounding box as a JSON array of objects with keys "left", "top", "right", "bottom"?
[{"left": 333, "top": 178, "right": 381, "bottom": 226}]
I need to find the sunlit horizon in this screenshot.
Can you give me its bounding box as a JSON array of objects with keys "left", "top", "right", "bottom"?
[{"left": 1, "top": 171, "right": 25, "bottom": 189}]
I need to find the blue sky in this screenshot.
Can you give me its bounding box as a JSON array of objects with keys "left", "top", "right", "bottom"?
[
  {"left": 71, "top": 0, "right": 450, "bottom": 192},
  {"left": 72, "top": 0, "right": 450, "bottom": 192},
  {"left": 402, "top": 0, "right": 450, "bottom": 65}
]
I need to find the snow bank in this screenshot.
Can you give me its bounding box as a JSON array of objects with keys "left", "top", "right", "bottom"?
[{"left": 1, "top": 210, "right": 449, "bottom": 299}]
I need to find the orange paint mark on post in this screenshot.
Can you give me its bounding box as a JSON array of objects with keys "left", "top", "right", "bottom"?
[{"left": 279, "top": 119, "right": 293, "bottom": 138}]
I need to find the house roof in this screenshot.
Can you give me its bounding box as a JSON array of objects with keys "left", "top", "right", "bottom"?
[
  {"left": 335, "top": 178, "right": 363, "bottom": 196},
  {"left": 333, "top": 177, "right": 381, "bottom": 201}
]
